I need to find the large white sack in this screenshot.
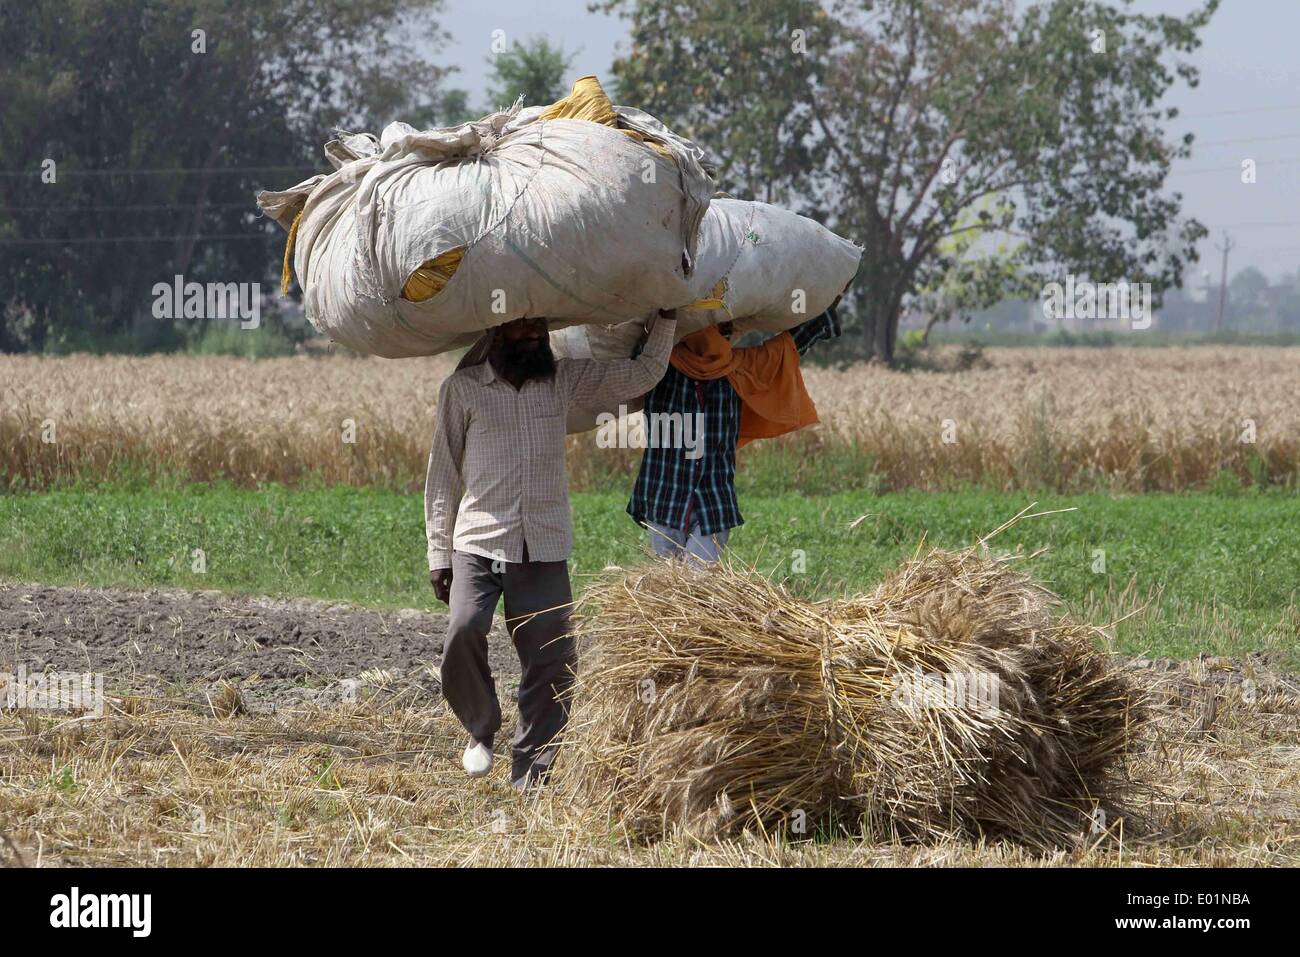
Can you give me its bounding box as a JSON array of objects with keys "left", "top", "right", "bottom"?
[
  {"left": 258, "top": 102, "right": 716, "bottom": 358},
  {"left": 553, "top": 198, "right": 860, "bottom": 433},
  {"left": 552, "top": 197, "right": 861, "bottom": 362}
]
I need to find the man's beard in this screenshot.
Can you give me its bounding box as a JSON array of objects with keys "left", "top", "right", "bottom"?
[{"left": 494, "top": 335, "right": 557, "bottom": 383}]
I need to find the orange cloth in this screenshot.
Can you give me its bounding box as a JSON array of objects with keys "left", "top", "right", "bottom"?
[{"left": 668, "top": 326, "right": 819, "bottom": 449}]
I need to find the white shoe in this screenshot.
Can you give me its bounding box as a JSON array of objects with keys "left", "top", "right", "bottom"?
[{"left": 462, "top": 740, "right": 493, "bottom": 778}]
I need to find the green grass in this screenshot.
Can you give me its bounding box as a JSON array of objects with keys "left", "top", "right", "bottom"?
[{"left": 1, "top": 484, "right": 1296, "bottom": 667}]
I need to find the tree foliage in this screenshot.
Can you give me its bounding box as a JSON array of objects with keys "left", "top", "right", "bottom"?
[
  {"left": 0, "top": 0, "right": 464, "bottom": 351},
  {"left": 485, "top": 36, "right": 578, "bottom": 112},
  {"left": 600, "top": 0, "right": 1218, "bottom": 362}
]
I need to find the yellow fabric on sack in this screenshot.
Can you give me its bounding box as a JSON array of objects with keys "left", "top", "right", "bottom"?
[
  {"left": 540, "top": 75, "right": 619, "bottom": 125},
  {"left": 401, "top": 75, "right": 676, "bottom": 303},
  {"left": 281, "top": 207, "right": 305, "bottom": 295},
  {"left": 541, "top": 75, "right": 674, "bottom": 159},
  {"left": 622, "top": 129, "right": 675, "bottom": 161},
  {"left": 401, "top": 247, "right": 466, "bottom": 302},
  {"left": 683, "top": 278, "right": 730, "bottom": 314}
]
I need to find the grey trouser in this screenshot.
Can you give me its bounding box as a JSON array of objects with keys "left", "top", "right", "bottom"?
[
  {"left": 442, "top": 549, "right": 575, "bottom": 782},
  {"left": 646, "top": 520, "right": 730, "bottom": 565}
]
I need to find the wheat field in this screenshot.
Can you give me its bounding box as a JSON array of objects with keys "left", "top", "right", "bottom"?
[{"left": 1, "top": 346, "right": 1296, "bottom": 492}]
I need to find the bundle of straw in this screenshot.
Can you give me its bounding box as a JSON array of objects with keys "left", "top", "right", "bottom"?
[{"left": 548, "top": 544, "right": 1146, "bottom": 848}]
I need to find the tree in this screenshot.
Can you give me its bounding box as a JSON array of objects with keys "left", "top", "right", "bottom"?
[
  {"left": 603, "top": 0, "right": 827, "bottom": 209},
  {"left": 600, "top": 0, "right": 1217, "bottom": 363},
  {"left": 1227, "top": 266, "right": 1268, "bottom": 324},
  {"left": 1279, "top": 271, "right": 1300, "bottom": 332},
  {"left": 915, "top": 201, "right": 1031, "bottom": 344},
  {"left": 0, "top": 0, "right": 466, "bottom": 352},
  {"left": 485, "top": 36, "right": 578, "bottom": 111}
]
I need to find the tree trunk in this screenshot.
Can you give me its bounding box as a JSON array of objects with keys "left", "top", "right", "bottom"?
[
  {"left": 920, "top": 310, "right": 944, "bottom": 346},
  {"left": 858, "top": 282, "right": 902, "bottom": 364},
  {"left": 869, "top": 298, "right": 898, "bottom": 363}
]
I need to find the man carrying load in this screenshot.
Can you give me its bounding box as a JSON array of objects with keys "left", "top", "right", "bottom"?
[
  {"left": 628, "top": 306, "right": 841, "bottom": 563},
  {"left": 426, "top": 310, "right": 678, "bottom": 787}
]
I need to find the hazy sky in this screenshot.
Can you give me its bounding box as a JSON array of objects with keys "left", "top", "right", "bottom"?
[{"left": 433, "top": 0, "right": 1299, "bottom": 282}]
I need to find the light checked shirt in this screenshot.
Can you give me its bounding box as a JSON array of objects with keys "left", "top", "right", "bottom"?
[{"left": 425, "top": 317, "right": 676, "bottom": 569}]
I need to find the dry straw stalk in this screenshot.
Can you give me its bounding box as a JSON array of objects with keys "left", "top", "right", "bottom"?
[{"left": 549, "top": 541, "right": 1147, "bottom": 848}]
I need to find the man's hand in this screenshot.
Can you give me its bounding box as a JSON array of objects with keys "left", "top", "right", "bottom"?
[
  {"left": 430, "top": 567, "right": 453, "bottom": 604},
  {"left": 634, "top": 309, "right": 674, "bottom": 359},
  {"left": 827, "top": 300, "right": 842, "bottom": 337}
]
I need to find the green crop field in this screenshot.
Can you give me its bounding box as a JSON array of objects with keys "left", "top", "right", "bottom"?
[{"left": 2, "top": 484, "right": 1296, "bottom": 668}]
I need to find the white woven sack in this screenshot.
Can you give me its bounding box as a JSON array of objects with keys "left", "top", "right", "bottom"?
[{"left": 258, "top": 104, "right": 715, "bottom": 358}]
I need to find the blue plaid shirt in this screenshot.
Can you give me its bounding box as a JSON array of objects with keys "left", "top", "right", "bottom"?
[{"left": 626, "top": 308, "right": 841, "bottom": 536}]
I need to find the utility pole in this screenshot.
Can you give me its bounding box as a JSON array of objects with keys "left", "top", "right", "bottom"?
[{"left": 1215, "top": 231, "right": 1235, "bottom": 331}]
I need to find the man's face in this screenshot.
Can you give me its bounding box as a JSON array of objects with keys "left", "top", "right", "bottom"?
[
  {"left": 492, "top": 316, "right": 555, "bottom": 381},
  {"left": 498, "top": 315, "right": 548, "bottom": 347}
]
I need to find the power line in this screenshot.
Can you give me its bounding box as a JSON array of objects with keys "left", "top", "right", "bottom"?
[
  {"left": 1179, "top": 102, "right": 1300, "bottom": 119},
  {"left": 2, "top": 202, "right": 259, "bottom": 212},
  {"left": 0, "top": 234, "right": 273, "bottom": 246},
  {"left": 0, "top": 165, "right": 318, "bottom": 179},
  {"left": 1210, "top": 221, "right": 1300, "bottom": 229},
  {"left": 1192, "top": 131, "right": 1300, "bottom": 148},
  {"left": 1168, "top": 155, "right": 1300, "bottom": 176}
]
